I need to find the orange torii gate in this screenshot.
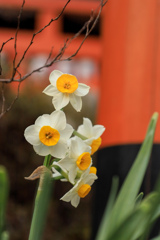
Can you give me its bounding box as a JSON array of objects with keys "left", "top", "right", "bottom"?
[
  {"left": 98, "top": 0, "right": 160, "bottom": 146},
  {"left": 92, "top": 0, "right": 160, "bottom": 239}
]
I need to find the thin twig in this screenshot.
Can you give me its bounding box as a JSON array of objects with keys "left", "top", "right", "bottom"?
[
  {"left": 12, "top": 0, "right": 25, "bottom": 80},
  {"left": 0, "top": 0, "right": 107, "bottom": 83},
  {"left": 45, "top": 47, "right": 54, "bottom": 65},
  {"left": 0, "top": 37, "right": 14, "bottom": 75},
  {"left": 9, "top": 0, "right": 107, "bottom": 82},
  {"left": 0, "top": 0, "right": 107, "bottom": 119},
  {"left": 0, "top": 82, "right": 21, "bottom": 119},
  {"left": 1, "top": 83, "right": 5, "bottom": 114},
  {"left": 0, "top": 37, "right": 14, "bottom": 53},
  {"left": 66, "top": 0, "right": 108, "bottom": 60},
  {"left": 15, "top": 0, "right": 71, "bottom": 71}
]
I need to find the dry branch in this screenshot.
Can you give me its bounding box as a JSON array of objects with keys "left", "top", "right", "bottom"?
[{"left": 0, "top": 0, "right": 107, "bottom": 118}]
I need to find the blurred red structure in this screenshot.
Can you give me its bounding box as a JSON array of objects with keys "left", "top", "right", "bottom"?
[
  {"left": 0, "top": 0, "right": 102, "bottom": 92},
  {"left": 98, "top": 0, "right": 160, "bottom": 145}
]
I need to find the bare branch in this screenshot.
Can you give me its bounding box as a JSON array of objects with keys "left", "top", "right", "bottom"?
[
  {"left": 15, "top": 0, "right": 71, "bottom": 71},
  {"left": 12, "top": 0, "right": 25, "bottom": 80},
  {"left": 0, "top": 37, "right": 14, "bottom": 75},
  {"left": 0, "top": 37, "right": 14, "bottom": 53},
  {"left": 66, "top": 0, "right": 108, "bottom": 60},
  {"left": 0, "top": 0, "right": 107, "bottom": 83},
  {"left": 0, "top": 0, "right": 107, "bottom": 119},
  {"left": 1, "top": 83, "right": 5, "bottom": 114},
  {"left": 45, "top": 47, "right": 54, "bottom": 65},
  {"left": 10, "top": 0, "right": 107, "bottom": 82},
  {"left": 0, "top": 82, "right": 21, "bottom": 119}
]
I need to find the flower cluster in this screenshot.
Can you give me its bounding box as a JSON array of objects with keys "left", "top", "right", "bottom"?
[{"left": 24, "top": 70, "right": 105, "bottom": 207}]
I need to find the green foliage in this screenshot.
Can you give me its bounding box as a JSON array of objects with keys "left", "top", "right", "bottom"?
[
  {"left": 28, "top": 167, "right": 53, "bottom": 240},
  {"left": 0, "top": 166, "right": 9, "bottom": 239},
  {"left": 96, "top": 112, "right": 160, "bottom": 240},
  {"left": 1, "top": 231, "right": 9, "bottom": 240},
  {"left": 151, "top": 236, "right": 160, "bottom": 240}
]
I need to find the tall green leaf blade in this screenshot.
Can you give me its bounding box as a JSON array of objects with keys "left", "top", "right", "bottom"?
[
  {"left": 151, "top": 236, "right": 160, "bottom": 240},
  {"left": 99, "top": 112, "right": 158, "bottom": 240},
  {"left": 28, "top": 167, "right": 53, "bottom": 240},
  {"left": 108, "top": 192, "right": 160, "bottom": 240},
  {"left": 0, "top": 166, "right": 9, "bottom": 238},
  {"left": 95, "top": 177, "right": 119, "bottom": 240}
]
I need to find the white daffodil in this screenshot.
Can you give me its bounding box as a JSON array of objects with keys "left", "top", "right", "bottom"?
[
  {"left": 24, "top": 110, "right": 73, "bottom": 158},
  {"left": 77, "top": 118, "right": 105, "bottom": 155},
  {"left": 61, "top": 169, "right": 98, "bottom": 207},
  {"left": 54, "top": 136, "right": 92, "bottom": 184},
  {"left": 43, "top": 70, "right": 90, "bottom": 112}
]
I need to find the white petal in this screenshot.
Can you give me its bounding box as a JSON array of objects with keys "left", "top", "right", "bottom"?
[
  {"left": 55, "top": 157, "right": 75, "bottom": 171},
  {"left": 71, "top": 194, "right": 80, "bottom": 208},
  {"left": 84, "top": 173, "right": 98, "bottom": 186},
  {"left": 43, "top": 84, "right": 59, "bottom": 96},
  {"left": 24, "top": 125, "right": 41, "bottom": 146},
  {"left": 69, "top": 136, "right": 91, "bottom": 159},
  {"left": 50, "top": 110, "right": 66, "bottom": 131},
  {"left": 69, "top": 137, "right": 81, "bottom": 158},
  {"left": 33, "top": 144, "right": 50, "bottom": 156},
  {"left": 92, "top": 125, "right": 106, "bottom": 138},
  {"left": 61, "top": 189, "right": 75, "bottom": 202},
  {"left": 49, "top": 141, "right": 67, "bottom": 158},
  {"left": 74, "top": 83, "right": 90, "bottom": 96},
  {"left": 60, "top": 178, "right": 68, "bottom": 182},
  {"left": 52, "top": 93, "right": 69, "bottom": 110},
  {"left": 69, "top": 94, "right": 82, "bottom": 112},
  {"left": 68, "top": 165, "right": 78, "bottom": 184},
  {"left": 52, "top": 167, "right": 62, "bottom": 178},
  {"left": 59, "top": 124, "right": 73, "bottom": 140},
  {"left": 77, "top": 118, "right": 93, "bottom": 138},
  {"left": 35, "top": 114, "right": 51, "bottom": 127},
  {"left": 84, "top": 138, "right": 94, "bottom": 146},
  {"left": 49, "top": 70, "right": 63, "bottom": 86}
]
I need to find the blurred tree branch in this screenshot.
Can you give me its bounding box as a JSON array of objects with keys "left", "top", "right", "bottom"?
[{"left": 0, "top": 0, "right": 107, "bottom": 118}]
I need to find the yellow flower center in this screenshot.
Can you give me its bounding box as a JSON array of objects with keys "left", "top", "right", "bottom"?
[
  {"left": 76, "top": 152, "right": 91, "bottom": 170},
  {"left": 91, "top": 137, "right": 102, "bottom": 155},
  {"left": 39, "top": 126, "right": 60, "bottom": 146},
  {"left": 89, "top": 166, "right": 97, "bottom": 174},
  {"left": 56, "top": 74, "right": 78, "bottom": 93},
  {"left": 78, "top": 184, "right": 91, "bottom": 198}
]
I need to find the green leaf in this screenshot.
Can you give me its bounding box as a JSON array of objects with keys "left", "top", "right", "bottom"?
[
  {"left": 95, "top": 177, "right": 119, "bottom": 240},
  {"left": 151, "top": 236, "right": 160, "bottom": 240},
  {"left": 1, "top": 231, "right": 9, "bottom": 240},
  {"left": 28, "top": 168, "right": 53, "bottom": 240},
  {"left": 108, "top": 192, "right": 160, "bottom": 240},
  {"left": 135, "top": 192, "right": 144, "bottom": 205},
  {"left": 0, "top": 166, "right": 9, "bottom": 238},
  {"left": 97, "top": 112, "right": 158, "bottom": 240}
]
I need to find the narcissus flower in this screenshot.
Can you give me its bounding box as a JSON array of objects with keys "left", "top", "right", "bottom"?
[
  {"left": 54, "top": 136, "right": 92, "bottom": 184},
  {"left": 77, "top": 118, "right": 105, "bottom": 155},
  {"left": 24, "top": 110, "right": 73, "bottom": 158},
  {"left": 43, "top": 70, "right": 90, "bottom": 112},
  {"left": 61, "top": 169, "right": 98, "bottom": 207}
]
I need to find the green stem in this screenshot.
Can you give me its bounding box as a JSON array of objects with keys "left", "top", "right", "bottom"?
[
  {"left": 52, "top": 165, "right": 69, "bottom": 181},
  {"left": 43, "top": 155, "right": 51, "bottom": 168},
  {"left": 73, "top": 130, "right": 88, "bottom": 140},
  {"left": 28, "top": 167, "right": 53, "bottom": 240}
]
